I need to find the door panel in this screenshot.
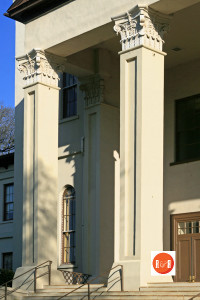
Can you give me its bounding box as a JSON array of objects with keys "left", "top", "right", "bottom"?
[
  {"left": 177, "top": 237, "right": 191, "bottom": 282},
  {"left": 192, "top": 236, "right": 200, "bottom": 281}
]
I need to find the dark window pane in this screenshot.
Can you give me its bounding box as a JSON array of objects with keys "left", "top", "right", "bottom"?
[
  {"left": 4, "top": 184, "right": 14, "bottom": 221},
  {"left": 3, "top": 253, "right": 13, "bottom": 270},
  {"left": 176, "top": 95, "right": 200, "bottom": 162},
  {"left": 195, "top": 97, "right": 200, "bottom": 114},
  {"left": 62, "top": 73, "right": 77, "bottom": 118}
]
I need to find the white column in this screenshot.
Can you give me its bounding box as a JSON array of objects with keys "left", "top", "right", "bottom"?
[
  {"left": 14, "top": 49, "right": 64, "bottom": 288},
  {"left": 110, "top": 5, "right": 172, "bottom": 290}
]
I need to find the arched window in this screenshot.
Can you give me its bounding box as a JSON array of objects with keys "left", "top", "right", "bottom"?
[{"left": 62, "top": 185, "right": 76, "bottom": 264}]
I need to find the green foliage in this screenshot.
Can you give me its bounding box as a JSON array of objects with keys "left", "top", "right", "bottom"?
[
  {"left": 0, "top": 105, "right": 15, "bottom": 155},
  {"left": 0, "top": 269, "right": 14, "bottom": 287}
]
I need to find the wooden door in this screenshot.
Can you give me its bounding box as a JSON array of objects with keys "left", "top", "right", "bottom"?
[{"left": 172, "top": 212, "right": 200, "bottom": 282}]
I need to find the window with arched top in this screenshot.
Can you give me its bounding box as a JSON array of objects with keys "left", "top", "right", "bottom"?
[{"left": 62, "top": 185, "right": 76, "bottom": 264}]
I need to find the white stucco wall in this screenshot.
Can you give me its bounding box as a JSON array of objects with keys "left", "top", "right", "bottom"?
[
  {"left": 24, "top": 0, "right": 156, "bottom": 54},
  {"left": 57, "top": 60, "right": 120, "bottom": 273},
  {"left": 164, "top": 59, "right": 200, "bottom": 250},
  {"left": 58, "top": 82, "right": 84, "bottom": 271}
]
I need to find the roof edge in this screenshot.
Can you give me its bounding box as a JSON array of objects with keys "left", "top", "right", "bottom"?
[{"left": 5, "top": 0, "right": 72, "bottom": 23}]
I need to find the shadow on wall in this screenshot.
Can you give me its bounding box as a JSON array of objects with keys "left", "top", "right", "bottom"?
[
  {"left": 13, "top": 99, "right": 24, "bottom": 271},
  {"left": 61, "top": 143, "right": 83, "bottom": 273},
  {"left": 61, "top": 137, "right": 117, "bottom": 282},
  {"left": 20, "top": 158, "right": 59, "bottom": 289}
]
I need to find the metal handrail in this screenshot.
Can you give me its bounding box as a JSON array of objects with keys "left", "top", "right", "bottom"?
[
  {"left": 0, "top": 260, "right": 52, "bottom": 300},
  {"left": 57, "top": 264, "right": 124, "bottom": 300},
  {"left": 189, "top": 291, "right": 200, "bottom": 300}
]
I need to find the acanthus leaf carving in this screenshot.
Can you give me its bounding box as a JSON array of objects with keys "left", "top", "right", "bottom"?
[
  {"left": 112, "top": 5, "right": 171, "bottom": 52},
  {"left": 17, "top": 49, "right": 65, "bottom": 87},
  {"left": 80, "top": 75, "right": 104, "bottom": 109}
]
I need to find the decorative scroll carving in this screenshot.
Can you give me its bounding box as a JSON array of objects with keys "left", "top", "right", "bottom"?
[
  {"left": 17, "top": 49, "right": 64, "bottom": 87},
  {"left": 112, "top": 5, "right": 171, "bottom": 52},
  {"left": 80, "top": 75, "right": 104, "bottom": 109}
]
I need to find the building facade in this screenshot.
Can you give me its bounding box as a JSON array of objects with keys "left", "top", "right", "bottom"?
[
  {"left": 4, "top": 0, "right": 200, "bottom": 290},
  {"left": 0, "top": 154, "right": 14, "bottom": 272}
]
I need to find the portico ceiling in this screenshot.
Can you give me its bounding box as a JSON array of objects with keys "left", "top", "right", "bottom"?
[
  {"left": 151, "top": 0, "right": 200, "bottom": 14},
  {"left": 164, "top": 2, "right": 200, "bottom": 69},
  {"left": 45, "top": 0, "right": 200, "bottom": 71}
]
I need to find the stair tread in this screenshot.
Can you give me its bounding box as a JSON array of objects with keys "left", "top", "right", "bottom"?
[{"left": 20, "top": 283, "right": 200, "bottom": 299}]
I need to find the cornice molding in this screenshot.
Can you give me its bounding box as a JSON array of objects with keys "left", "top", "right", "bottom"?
[
  {"left": 112, "top": 5, "right": 171, "bottom": 52},
  {"left": 5, "top": 0, "right": 71, "bottom": 23},
  {"left": 17, "top": 49, "right": 66, "bottom": 87},
  {"left": 80, "top": 75, "right": 104, "bottom": 109}
]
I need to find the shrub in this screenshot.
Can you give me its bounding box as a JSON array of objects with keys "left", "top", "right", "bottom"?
[{"left": 0, "top": 269, "right": 14, "bottom": 287}]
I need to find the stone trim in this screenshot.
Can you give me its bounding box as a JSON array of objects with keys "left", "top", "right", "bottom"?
[
  {"left": 112, "top": 5, "right": 171, "bottom": 52},
  {"left": 17, "top": 49, "right": 65, "bottom": 87},
  {"left": 80, "top": 75, "right": 104, "bottom": 109}
]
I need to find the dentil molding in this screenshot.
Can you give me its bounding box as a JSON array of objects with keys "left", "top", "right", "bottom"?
[
  {"left": 112, "top": 5, "right": 171, "bottom": 52},
  {"left": 17, "top": 49, "right": 66, "bottom": 87}
]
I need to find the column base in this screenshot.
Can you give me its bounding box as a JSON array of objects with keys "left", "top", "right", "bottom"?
[
  {"left": 107, "top": 261, "right": 173, "bottom": 291},
  {"left": 107, "top": 261, "right": 140, "bottom": 291}
]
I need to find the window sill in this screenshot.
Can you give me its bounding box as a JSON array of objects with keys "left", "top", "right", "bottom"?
[
  {"left": 0, "top": 221, "right": 13, "bottom": 225},
  {"left": 170, "top": 158, "right": 200, "bottom": 166},
  {"left": 59, "top": 115, "right": 79, "bottom": 124},
  {"left": 58, "top": 264, "right": 78, "bottom": 270}
]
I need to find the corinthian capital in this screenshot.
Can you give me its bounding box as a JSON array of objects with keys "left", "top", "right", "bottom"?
[
  {"left": 112, "top": 5, "right": 171, "bottom": 52},
  {"left": 17, "top": 49, "right": 64, "bottom": 87},
  {"left": 80, "top": 75, "right": 104, "bottom": 109}
]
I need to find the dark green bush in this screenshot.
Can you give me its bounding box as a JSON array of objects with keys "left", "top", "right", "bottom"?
[{"left": 0, "top": 269, "right": 14, "bottom": 287}]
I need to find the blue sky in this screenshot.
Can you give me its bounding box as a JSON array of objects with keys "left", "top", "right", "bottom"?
[{"left": 0, "top": 0, "right": 15, "bottom": 108}]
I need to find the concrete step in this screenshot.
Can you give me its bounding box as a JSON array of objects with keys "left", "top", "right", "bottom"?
[
  {"left": 37, "top": 287, "right": 107, "bottom": 293},
  {"left": 147, "top": 282, "right": 200, "bottom": 287},
  {"left": 20, "top": 283, "right": 200, "bottom": 300},
  {"left": 140, "top": 286, "right": 200, "bottom": 292},
  {"left": 24, "top": 291, "right": 200, "bottom": 299},
  {"left": 22, "top": 296, "right": 200, "bottom": 300},
  {"left": 43, "top": 284, "right": 106, "bottom": 289},
  {"left": 29, "top": 291, "right": 200, "bottom": 296}
]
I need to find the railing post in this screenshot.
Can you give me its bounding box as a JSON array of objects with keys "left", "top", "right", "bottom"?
[
  {"left": 48, "top": 261, "right": 52, "bottom": 286},
  {"left": 5, "top": 283, "right": 7, "bottom": 300},
  {"left": 121, "top": 265, "right": 124, "bottom": 292},
  {"left": 34, "top": 267, "right": 37, "bottom": 293},
  {"left": 88, "top": 283, "right": 90, "bottom": 300}
]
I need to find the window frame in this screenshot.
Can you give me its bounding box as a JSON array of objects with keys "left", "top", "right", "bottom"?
[
  {"left": 2, "top": 252, "right": 13, "bottom": 270},
  {"left": 62, "top": 73, "right": 77, "bottom": 119},
  {"left": 3, "top": 183, "right": 14, "bottom": 222},
  {"left": 62, "top": 186, "right": 76, "bottom": 265},
  {"left": 172, "top": 94, "right": 200, "bottom": 165}
]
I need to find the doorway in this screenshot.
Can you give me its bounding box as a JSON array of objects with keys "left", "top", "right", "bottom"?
[{"left": 171, "top": 212, "right": 200, "bottom": 282}]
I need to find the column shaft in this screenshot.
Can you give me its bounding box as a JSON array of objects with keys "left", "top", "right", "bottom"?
[
  {"left": 13, "top": 49, "right": 64, "bottom": 289},
  {"left": 120, "top": 46, "right": 165, "bottom": 285},
  {"left": 23, "top": 83, "right": 59, "bottom": 266},
  {"left": 111, "top": 5, "right": 172, "bottom": 289}
]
